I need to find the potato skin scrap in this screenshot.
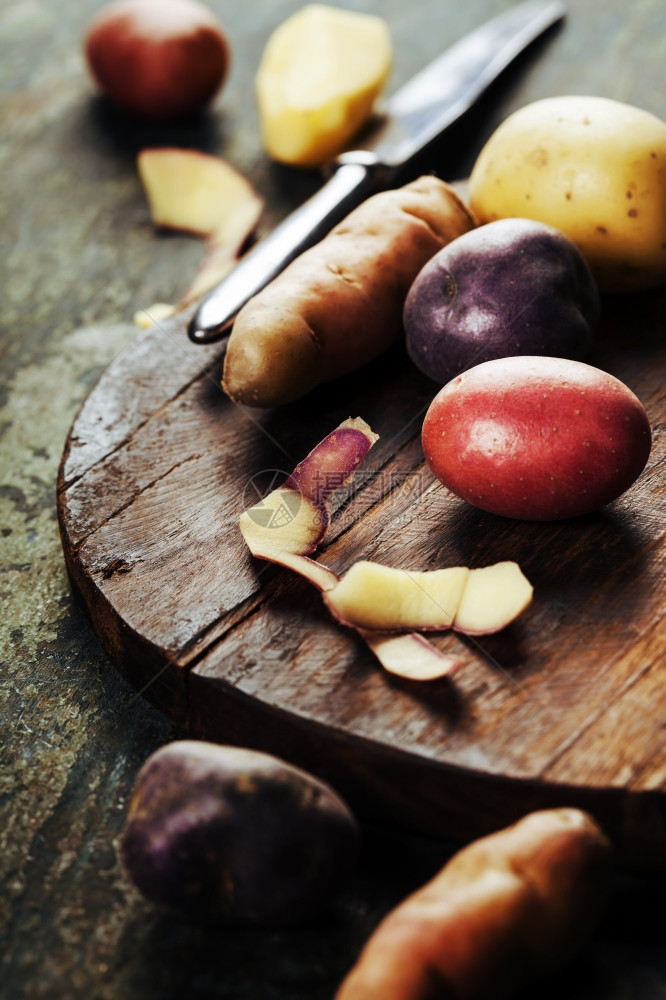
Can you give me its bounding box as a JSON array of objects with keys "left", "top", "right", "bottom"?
[
  {"left": 222, "top": 176, "right": 476, "bottom": 407},
  {"left": 285, "top": 416, "right": 379, "bottom": 507},
  {"left": 335, "top": 808, "right": 612, "bottom": 1000}
]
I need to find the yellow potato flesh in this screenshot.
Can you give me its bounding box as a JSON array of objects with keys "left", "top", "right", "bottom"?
[
  {"left": 468, "top": 96, "right": 666, "bottom": 292},
  {"left": 326, "top": 560, "right": 533, "bottom": 634},
  {"left": 255, "top": 4, "right": 392, "bottom": 167},
  {"left": 453, "top": 563, "right": 533, "bottom": 635},
  {"left": 326, "top": 561, "right": 470, "bottom": 631}
]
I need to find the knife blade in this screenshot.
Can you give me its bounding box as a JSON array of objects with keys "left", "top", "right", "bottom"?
[{"left": 188, "top": 0, "right": 565, "bottom": 344}]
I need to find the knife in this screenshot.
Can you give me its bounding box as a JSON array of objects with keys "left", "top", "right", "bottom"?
[{"left": 188, "top": 0, "right": 565, "bottom": 344}]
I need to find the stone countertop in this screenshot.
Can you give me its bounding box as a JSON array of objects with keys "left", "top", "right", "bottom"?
[{"left": 1, "top": 1, "right": 665, "bottom": 998}]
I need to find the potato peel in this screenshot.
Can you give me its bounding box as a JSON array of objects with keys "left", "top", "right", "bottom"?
[
  {"left": 246, "top": 541, "right": 461, "bottom": 681},
  {"left": 361, "top": 632, "right": 462, "bottom": 682},
  {"left": 239, "top": 418, "right": 378, "bottom": 559},
  {"left": 135, "top": 148, "right": 264, "bottom": 325},
  {"left": 239, "top": 419, "right": 533, "bottom": 680},
  {"left": 238, "top": 418, "right": 461, "bottom": 681}
]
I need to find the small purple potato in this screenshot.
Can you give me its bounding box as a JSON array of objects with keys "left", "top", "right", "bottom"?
[
  {"left": 404, "top": 218, "right": 600, "bottom": 386},
  {"left": 120, "top": 740, "right": 360, "bottom": 923}
]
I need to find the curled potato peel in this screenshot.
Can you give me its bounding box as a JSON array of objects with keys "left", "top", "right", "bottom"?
[{"left": 239, "top": 419, "right": 533, "bottom": 680}]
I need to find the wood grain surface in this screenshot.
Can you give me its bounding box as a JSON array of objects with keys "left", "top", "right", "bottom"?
[{"left": 57, "top": 267, "right": 666, "bottom": 872}]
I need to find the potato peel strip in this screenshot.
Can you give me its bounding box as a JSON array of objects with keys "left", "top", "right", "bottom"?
[
  {"left": 247, "top": 548, "right": 461, "bottom": 681},
  {"left": 239, "top": 418, "right": 461, "bottom": 681}
]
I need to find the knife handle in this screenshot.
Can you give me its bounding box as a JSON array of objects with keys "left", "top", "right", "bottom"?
[{"left": 188, "top": 151, "right": 387, "bottom": 344}]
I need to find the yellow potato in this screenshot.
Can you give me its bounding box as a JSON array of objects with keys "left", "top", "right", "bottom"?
[
  {"left": 255, "top": 4, "right": 392, "bottom": 168},
  {"left": 468, "top": 96, "right": 666, "bottom": 292}
]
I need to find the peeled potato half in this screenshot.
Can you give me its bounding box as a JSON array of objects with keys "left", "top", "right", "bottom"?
[{"left": 256, "top": 4, "right": 392, "bottom": 168}]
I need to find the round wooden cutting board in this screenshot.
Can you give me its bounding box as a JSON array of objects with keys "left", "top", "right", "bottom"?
[{"left": 57, "top": 278, "right": 666, "bottom": 872}]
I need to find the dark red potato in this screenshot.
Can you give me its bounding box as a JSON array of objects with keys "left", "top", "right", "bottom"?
[{"left": 84, "top": 0, "right": 230, "bottom": 120}]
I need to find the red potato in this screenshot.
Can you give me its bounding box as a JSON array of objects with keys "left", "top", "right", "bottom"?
[
  {"left": 84, "top": 0, "right": 230, "bottom": 120},
  {"left": 422, "top": 355, "right": 652, "bottom": 520},
  {"left": 336, "top": 808, "right": 613, "bottom": 1000}
]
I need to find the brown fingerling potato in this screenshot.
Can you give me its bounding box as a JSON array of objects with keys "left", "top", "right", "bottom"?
[
  {"left": 222, "top": 175, "right": 476, "bottom": 407},
  {"left": 336, "top": 808, "right": 612, "bottom": 1000}
]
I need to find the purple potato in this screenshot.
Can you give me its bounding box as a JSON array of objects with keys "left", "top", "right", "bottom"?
[
  {"left": 120, "top": 740, "right": 360, "bottom": 924},
  {"left": 404, "top": 217, "right": 600, "bottom": 385}
]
